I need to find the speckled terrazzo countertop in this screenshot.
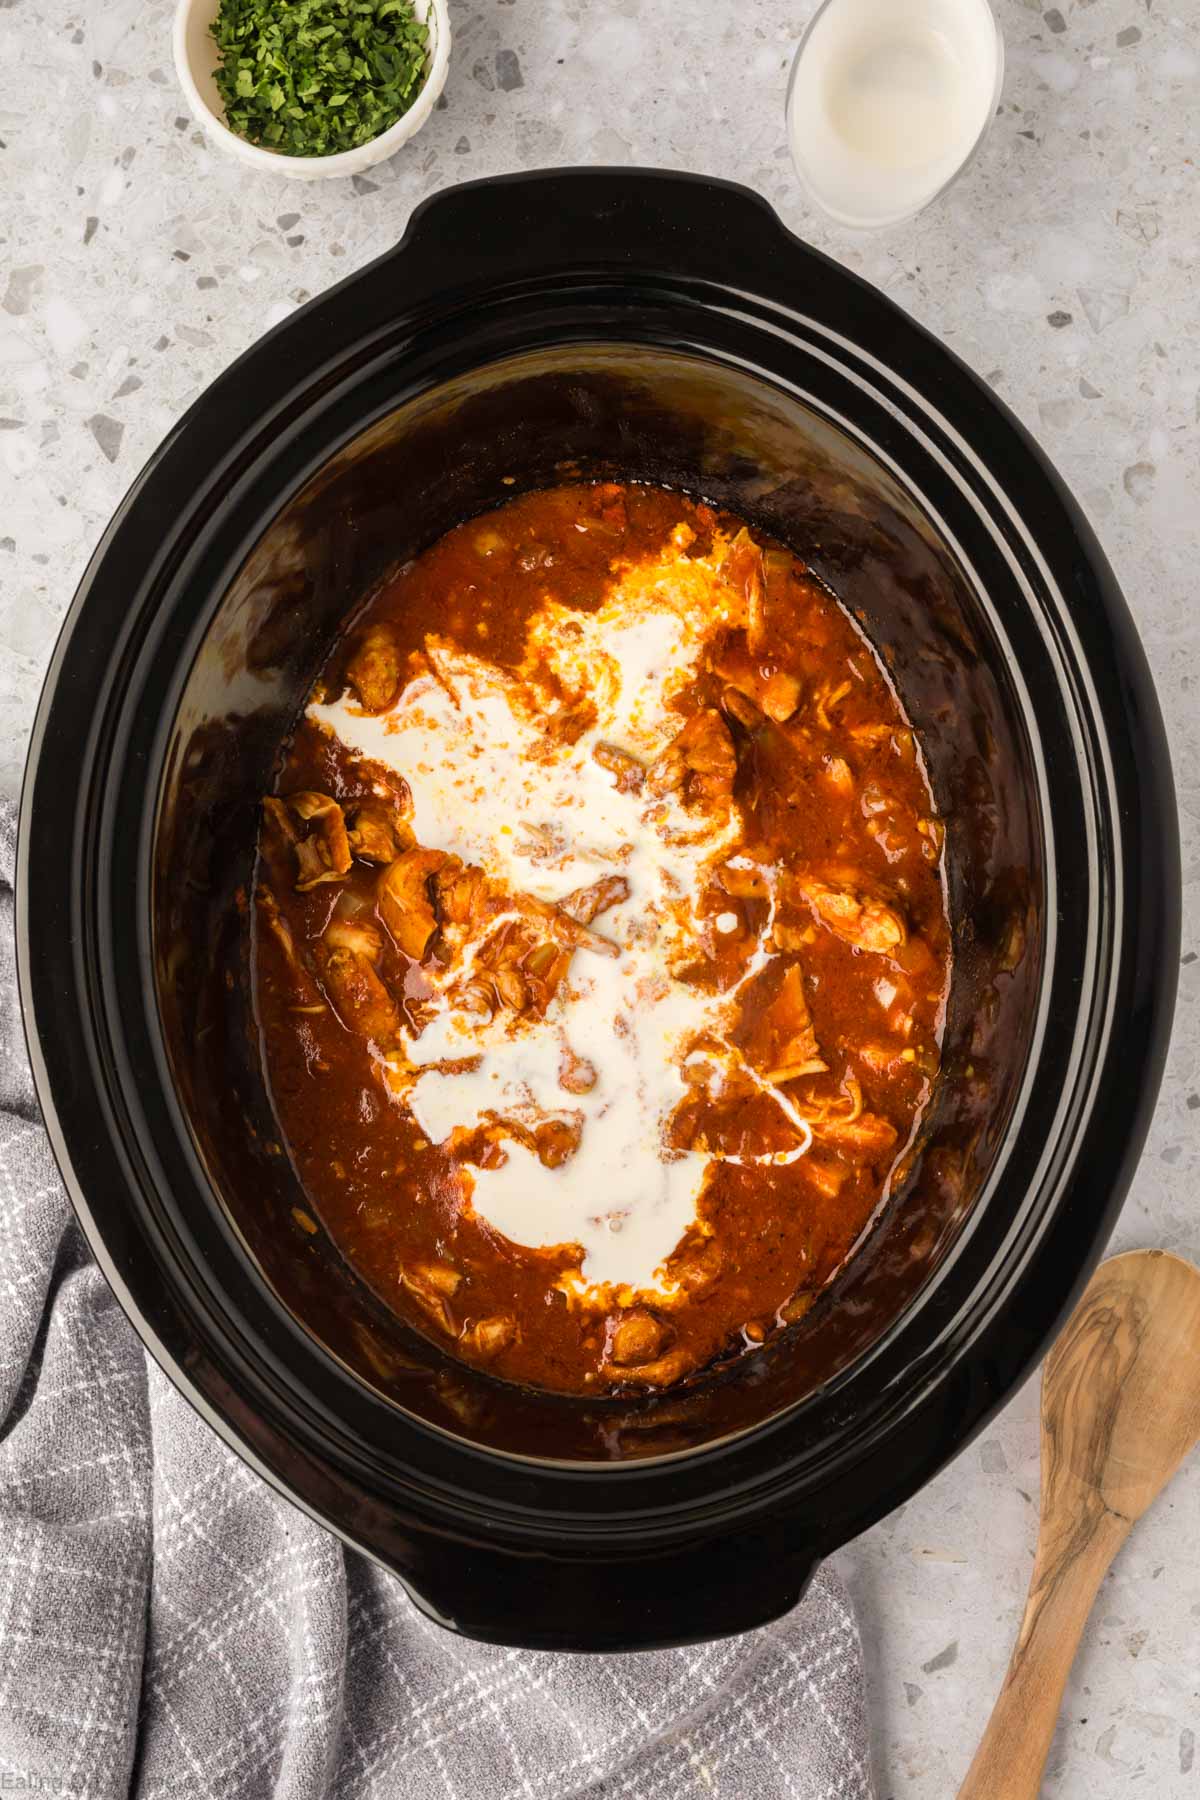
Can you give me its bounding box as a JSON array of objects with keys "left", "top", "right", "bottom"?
[{"left": 2, "top": 0, "right": 1198, "bottom": 1792}]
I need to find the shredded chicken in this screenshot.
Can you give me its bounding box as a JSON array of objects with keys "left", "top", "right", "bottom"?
[
  {"left": 473, "top": 934, "right": 562, "bottom": 1017},
  {"left": 771, "top": 921, "right": 814, "bottom": 952},
  {"left": 720, "top": 685, "right": 765, "bottom": 733},
  {"left": 377, "top": 848, "right": 447, "bottom": 960},
  {"left": 316, "top": 917, "right": 400, "bottom": 1043},
  {"left": 411, "top": 1259, "right": 461, "bottom": 1296},
  {"left": 799, "top": 1160, "right": 846, "bottom": 1200},
  {"left": 542, "top": 906, "right": 620, "bottom": 958},
  {"left": 264, "top": 791, "right": 353, "bottom": 892},
  {"left": 605, "top": 1347, "right": 694, "bottom": 1387},
  {"left": 559, "top": 874, "right": 630, "bottom": 925},
  {"left": 289, "top": 792, "right": 352, "bottom": 889},
  {"left": 493, "top": 963, "right": 530, "bottom": 1012},
  {"left": 799, "top": 1071, "right": 864, "bottom": 1128},
  {"left": 425, "top": 860, "right": 621, "bottom": 1022},
  {"left": 476, "top": 1110, "right": 584, "bottom": 1169},
  {"left": 255, "top": 885, "right": 322, "bottom": 1004},
  {"left": 811, "top": 680, "right": 852, "bottom": 732},
  {"left": 459, "top": 1314, "right": 517, "bottom": 1358},
  {"left": 670, "top": 1236, "right": 723, "bottom": 1297},
  {"left": 449, "top": 977, "right": 497, "bottom": 1020},
  {"left": 346, "top": 624, "right": 403, "bottom": 713},
  {"left": 749, "top": 964, "right": 827, "bottom": 1083},
  {"left": 722, "top": 527, "right": 768, "bottom": 653},
  {"left": 472, "top": 892, "right": 619, "bottom": 963},
  {"left": 761, "top": 670, "right": 802, "bottom": 723},
  {"left": 848, "top": 722, "right": 907, "bottom": 750},
  {"left": 647, "top": 708, "right": 736, "bottom": 808},
  {"left": 815, "top": 1113, "right": 899, "bottom": 1159},
  {"left": 558, "top": 1047, "right": 598, "bottom": 1094},
  {"left": 400, "top": 1260, "right": 461, "bottom": 1333},
  {"left": 432, "top": 858, "right": 618, "bottom": 968},
  {"left": 335, "top": 915, "right": 388, "bottom": 961},
  {"left": 609, "top": 1308, "right": 673, "bottom": 1367},
  {"left": 431, "top": 860, "right": 489, "bottom": 933},
  {"left": 347, "top": 802, "right": 409, "bottom": 865},
  {"left": 857, "top": 1041, "right": 905, "bottom": 1076},
  {"left": 790, "top": 874, "right": 907, "bottom": 955},
  {"left": 713, "top": 646, "right": 802, "bottom": 727},
  {"left": 824, "top": 755, "right": 854, "bottom": 795},
  {"left": 261, "top": 796, "right": 298, "bottom": 851},
  {"left": 434, "top": 1375, "right": 484, "bottom": 1428},
  {"left": 591, "top": 482, "right": 628, "bottom": 530},
  {"left": 535, "top": 1116, "right": 582, "bottom": 1168},
  {"left": 513, "top": 820, "right": 568, "bottom": 865},
  {"left": 592, "top": 741, "right": 645, "bottom": 793}
]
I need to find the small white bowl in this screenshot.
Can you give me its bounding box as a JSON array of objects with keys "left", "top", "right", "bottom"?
[
  {"left": 786, "top": 0, "right": 1003, "bottom": 230},
  {"left": 173, "top": 0, "right": 451, "bottom": 181}
]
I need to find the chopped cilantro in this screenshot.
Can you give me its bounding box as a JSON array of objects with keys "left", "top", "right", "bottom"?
[{"left": 211, "top": 0, "right": 429, "bottom": 159}]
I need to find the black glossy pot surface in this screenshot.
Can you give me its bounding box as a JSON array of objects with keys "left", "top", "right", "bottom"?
[{"left": 18, "top": 170, "right": 1179, "bottom": 1650}]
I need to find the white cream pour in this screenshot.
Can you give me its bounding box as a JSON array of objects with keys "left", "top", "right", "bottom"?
[{"left": 309, "top": 545, "right": 812, "bottom": 1295}]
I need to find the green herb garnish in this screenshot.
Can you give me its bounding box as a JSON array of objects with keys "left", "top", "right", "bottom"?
[{"left": 211, "top": 0, "right": 429, "bottom": 158}]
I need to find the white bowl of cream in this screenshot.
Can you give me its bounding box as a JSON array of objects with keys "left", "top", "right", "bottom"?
[{"left": 787, "top": 0, "right": 1004, "bottom": 229}]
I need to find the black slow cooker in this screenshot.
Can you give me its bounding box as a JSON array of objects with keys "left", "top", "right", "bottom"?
[{"left": 18, "top": 170, "right": 1179, "bottom": 1650}]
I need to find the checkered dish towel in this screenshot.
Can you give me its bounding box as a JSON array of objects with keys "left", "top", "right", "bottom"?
[{"left": 0, "top": 799, "right": 873, "bottom": 1800}]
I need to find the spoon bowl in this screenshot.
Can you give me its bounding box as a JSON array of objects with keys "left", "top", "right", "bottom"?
[
  {"left": 1046, "top": 1248, "right": 1200, "bottom": 1519},
  {"left": 959, "top": 1249, "right": 1200, "bottom": 1798}
]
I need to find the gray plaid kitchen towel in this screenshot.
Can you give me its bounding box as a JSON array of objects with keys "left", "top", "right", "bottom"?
[{"left": 0, "top": 798, "right": 873, "bottom": 1800}]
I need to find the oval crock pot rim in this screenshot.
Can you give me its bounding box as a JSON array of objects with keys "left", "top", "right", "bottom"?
[{"left": 17, "top": 171, "right": 1180, "bottom": 1563}]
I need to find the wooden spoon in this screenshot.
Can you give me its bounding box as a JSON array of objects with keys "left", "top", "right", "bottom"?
[{"left": 958, "top": 1249, "right": 1200, "bottom": 1800}]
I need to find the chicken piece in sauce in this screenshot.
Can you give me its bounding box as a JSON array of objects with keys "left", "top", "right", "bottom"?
[
  {"left": 790, "top": 873, "right": 907, "bottom": 956},
  {"left": 345, "top": 624, "right": 403, "bottom": 712},
  {"left": 315, "top": 917, "right": 401, "bottom": 1044},
  {"left": 377, "top": 848, "right": 447, "bottom": 961},
  {"left": 263, "top": 791, "right": 353, "bottom": 892},
  {"left": 347, "top": 801, "right": 410, "bottom": 865},
  {"left": 647, "top": 708, "right": 736, "bottom": 809},
  {"left": 592, "top": 742, "right": 645, "bottom": 793}
]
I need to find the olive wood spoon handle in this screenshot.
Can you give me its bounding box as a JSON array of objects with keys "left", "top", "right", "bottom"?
[{"left": 958, "top": 1249, "right": 1200, "bottom": 1800}]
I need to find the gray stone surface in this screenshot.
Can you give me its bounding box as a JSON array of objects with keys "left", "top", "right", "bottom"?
[{"left": 1, "top": 0, "right": 1197, "bottom": 1793}]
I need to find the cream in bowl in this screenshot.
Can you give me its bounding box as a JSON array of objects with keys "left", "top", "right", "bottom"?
[{"left": 787, "top": 0, "right": 1003, "bottom": 228}]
